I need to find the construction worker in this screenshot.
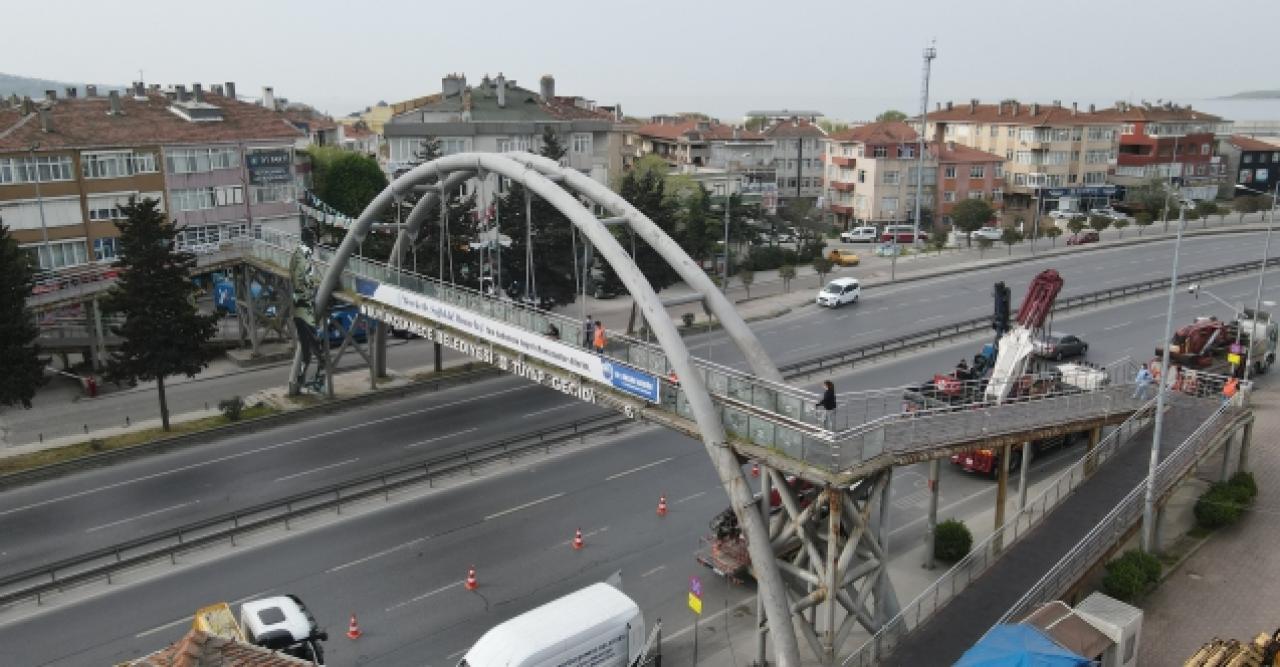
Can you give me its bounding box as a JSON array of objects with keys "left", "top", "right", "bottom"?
[
  {"left": 592, "top": 320, "right": 607, "bottom": 355},
  {"left": 1222, "top": 377, "right": 1240, "bottom": 404},
  {"left": 1133, "top": 366, "right": 1154, "bottom": 400}
]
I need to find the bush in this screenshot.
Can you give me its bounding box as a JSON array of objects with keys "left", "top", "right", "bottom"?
[
  {"left": 1228, "top": 471, "right": 1258, "bottom": 504},
  {"left": 1101, "top": 550, "right": 1161, "bottom": 602},
  {"left": 1194, "top": 481, "right": 1245, "bottom": 529},
  {"left": 934, "top": 518, "right": 973, "bottom": 563},
  {"left": 219, "top": 396, "right": 246, "bottom": 422}
]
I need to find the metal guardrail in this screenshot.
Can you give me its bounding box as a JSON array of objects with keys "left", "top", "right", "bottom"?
[
  {"left": 0, "top": 412, "right": 631, "bottom": 608},
  {"left": 841, "top": 394, "right": 1161, "bottom": 666},
  {"left": 993, "top": 398, "right": 1246, "bottom": 627},
  {"left": 779, "top": 256, "right": 1280, "bottom": 379}
]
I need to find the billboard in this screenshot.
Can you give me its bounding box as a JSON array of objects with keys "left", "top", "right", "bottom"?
[{"left": 246, "top": 149, "right": 293, "bottom": 185}]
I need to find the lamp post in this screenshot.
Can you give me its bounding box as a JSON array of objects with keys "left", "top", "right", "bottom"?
[
  {"left": 1235, "top": 181, "right": 1279, "bottom": 382},
  {"left": 1142, "top": 197, "right": 1187, "bottom": 554}
]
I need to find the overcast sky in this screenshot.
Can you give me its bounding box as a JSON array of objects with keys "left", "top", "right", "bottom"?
[{"left": 8, "top": 0, "right": 1280, "bottom": 122}]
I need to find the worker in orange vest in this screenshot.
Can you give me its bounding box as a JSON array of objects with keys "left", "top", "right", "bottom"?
[
  {"left": 592, "top": 320, "right": 606, "bottom": 355},
  {"left": 1222, "top": 377, "right": 1240, "bottom": 404}
]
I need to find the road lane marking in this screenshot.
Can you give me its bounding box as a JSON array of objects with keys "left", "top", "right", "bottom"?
[
  {"left": 674, "top": 491, "right": 706, "bottom": 504},
  {"left": 605, "top": 457, "right": 675, "bottom": 481},
  {"left": 385, "top": 582, "right": 463, "bottom": 612},
  {"left": 0, "top": 384, "right": 534, "bottom": 518},
  {"left": 523, "top": 403, "right": 577, "bottom": 418},
  {"left": 835, "top": 314, "right": 850, "bottom": 321},
  {"left": 273, "top": 458, "right": 359, "bottom": 482},
  {"left": 447, "top": 649, "right": 468, "bottom": 660},
  {"left": 919, "top": 314, "right": 946, "bottom": 322},
  {"left": 86, "top": 501, "right": 199, "bottom": 533},
  {"left": 329, "top": 537, "right": 428, "bottom": 573},
  {"left": 1101, "top": 321, "right": 1132, "bottom": 332},
  {"left": 484, "top": 492, "right": 565, "bottom": 520},
  {"left": 792, "top": 343, "right": 821, "bottom": 352},
  {"left": 136, "top": 616, "right": 192, "bottom": 638},
  {"left": 641, "top": 565, "right": 667, "bottom": 578},
  {"left": 849, "top": 328, "right": 885, "bottom": 340},
  {"left": 406, "top": 428, "right": 479, "bottom": 448}
]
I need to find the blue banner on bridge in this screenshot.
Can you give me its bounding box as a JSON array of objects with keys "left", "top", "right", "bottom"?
[{"left": 601, "top": 360, "right": 660, "bottom": 403}]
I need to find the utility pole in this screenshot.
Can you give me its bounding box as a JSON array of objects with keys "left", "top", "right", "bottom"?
[{"left": 912, "top": 41, "right": 937, "bottom": 249}]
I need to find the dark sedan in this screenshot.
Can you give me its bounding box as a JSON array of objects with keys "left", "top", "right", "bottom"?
[
  {"left": 1066, "top": 230, "right": 1100, "bottom": 246},
  {"left": 1034, "top": 333, "right": 1089, "bottom": 360}
]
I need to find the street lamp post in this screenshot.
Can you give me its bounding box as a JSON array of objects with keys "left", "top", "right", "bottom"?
[
  {"left": 1236, "top": 181, "right": 1279, "bottom": 383},
  {"left": 1142, "top": 199, "right": 1187, "bottom": 554}
]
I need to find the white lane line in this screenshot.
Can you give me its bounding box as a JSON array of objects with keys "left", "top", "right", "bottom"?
[
  {"left": 86, "top": 501, "right": 199, "bottom": 533},
  {"left": 523, "top": 403, "right": 577, "bottom": 418},
  {"left": 674, "top": 491, "right": 706, "bottom": 504},
  {"left": 918, "top": 314, "right": 946, "bottom": 322},
  {"left": 641, "top": 565, "right": 667, "bottom": 578},
  {"left": 273, "top": 458, "right": 359, "bottom": 482},
  {"left": 329, "top": 538, "right": 427, "bottom": 573},
  {"left": 605, "top": 457, "right": 675, "bottom": 481},
  {"left": 136, "top": 616, "right": 191, "bottom": 638},
  {"left": 0, "top": 384, "right": 534, "bottom": 519},
  {"left": 406, "top": 428, "right": 479, "bottom": 448},
  {"left": 1101, "top": 321, "right": 1133, "bottom": 332},
  {"left": 849, "top": 328, "right": 886, "bottom": 340},
  {"left": 835, "top": 314, "right": 850, "bottom": 321},
  {"left": 385, "top": 582, "right": 463, "bottom": 612},
  {"left": 792, "top": 343, "right": 821, "bottom": 352},
  {"left": 447, "top": 649, "right": 468, "bottom": 660},
  {"left": 484, "top": 492, "right": 565, "bottom": 520}
]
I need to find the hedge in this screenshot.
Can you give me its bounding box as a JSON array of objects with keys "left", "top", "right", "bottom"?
[
  {"left": 934, "top": 518, "right": 973, "bottom": 563},
  {"left": 1102, "top": 550, "right": 1162, "bottom": 602}
]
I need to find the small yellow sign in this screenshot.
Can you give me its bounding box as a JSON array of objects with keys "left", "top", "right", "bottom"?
[
  {"left": 1228, "top": 352, "right": 1242, "bottom": 365},
  {"left": 688, "top": 592, "right": 702, "bottom": 615}
]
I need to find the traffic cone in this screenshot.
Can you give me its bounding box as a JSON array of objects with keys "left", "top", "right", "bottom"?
[
  {"left": 657, "top": 495, "right": 668, "bottom": 517},
  {"left": 465, "top": 566, "right": 478, "bottom": 591},
  {"left": 751, "top": 462, "right": 760, "bottom": 478},
  {"left": 346, "top": 613, "right": 362, "bottom": 640},
  {"left": 573, "top": 528, "right": 584, "bottom": 550}
]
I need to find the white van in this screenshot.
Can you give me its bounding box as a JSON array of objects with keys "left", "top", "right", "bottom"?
[
  {"left": 816, "top": 277, "right": 861, "bottom": 308},
  {"left": 840, "top": 227, "right": 878, "bottom": 243},
  {"left": 461, "top": 583, "right": 646, "bottom": 667}
]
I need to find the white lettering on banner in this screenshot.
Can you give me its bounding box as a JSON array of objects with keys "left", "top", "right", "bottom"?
[{"left": 362, "top": 283, "right": 658, "bottom": 403}]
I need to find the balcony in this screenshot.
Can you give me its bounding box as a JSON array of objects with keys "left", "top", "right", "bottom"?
[
  {"left": 831, "top": 204, "right": 854, "bottom": 216},
  {"left": 830, "top": 181, "right": 856, "bottom": 192},
  {"left": 830, "top": 156, "right": 856, "bottom": 168}
]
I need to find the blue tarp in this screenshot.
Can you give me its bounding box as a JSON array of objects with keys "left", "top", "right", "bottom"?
[{"left": 954, "top": 624, "right": 1091, "bottom": 667}]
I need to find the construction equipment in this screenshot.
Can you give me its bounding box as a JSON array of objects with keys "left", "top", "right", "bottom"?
[
  {"left": 1185, "top": 630, "right": 1280, "bottom": 666},
  {"left": 695, "top": 475, "right": 818, "bottom": 583},
  {"left": 191, "top": 595, "right": 328, "bottom": 665},
  {"left": 1156, "top": 310, "right": 1278, "bottom": 378}
]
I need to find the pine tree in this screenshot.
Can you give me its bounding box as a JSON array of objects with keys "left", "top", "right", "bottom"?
[
  {"left": 496, "top": 130, "right": 578, "bottom": 306},
  {"left": 0, "top": 220, "right": 44, "bottom": 408},
  {"left": 104, "top": 197, "right": 218, "bottom": 430}
]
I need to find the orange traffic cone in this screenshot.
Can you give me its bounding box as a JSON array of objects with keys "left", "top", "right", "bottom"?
[
  {"left": 346, "top": 613, "right": 362, "bottom": 639},
  {"left": 751, "top": 462, "right": 760, "bottom": 478},
  {"left": 573, "top": 528, "right": 584, "bottom": 550},
  {"left": 657, "top": 495, "right": 668, "bottom": 517},
  {"left": 465, "top": 566, "right": 478, "bottom": 591}
]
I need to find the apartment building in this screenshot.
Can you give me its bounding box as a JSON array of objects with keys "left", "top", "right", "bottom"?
[
  {"left": 925, "top": 100, "right": 1122, "bottom": 214},
  {"left": 823, "top": 121, "right": 934, "bottom": 228},
  {"left": 383, "top": 73, "right": 625, "bottom": 201},
  {"left": 1221, "top": 135, "right": 1280, "bottom": 196},
  {"left": 934, "top": 141, "right": 1005, "bottom": 225},
  {"left": 0, "top": 82, "right": 303, "bottom": 270},
  {"left": 1102, "top": 102, "right": 1230, "bottom": 202},
  {"left": 763, "top": 117, "right": 827, "bottom": 206}
]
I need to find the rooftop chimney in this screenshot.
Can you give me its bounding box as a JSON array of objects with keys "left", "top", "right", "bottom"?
[
  {"left": 1031, "top": 102, "right": 1040, "bottom": 116},
  {"left": 1072, "top": 102, "right": 1078, "bottom": 115},
  {"left": 45, "top": 89, "right": 56, "bottom": 102},
  {"left": 225, "top": 81, "right": 237, "bottom": 100},
  {"left": 1013, "top": 101, "right": 1021, "bottom": 115},
  {"left": 969, "top": 99, "right": 977, "bottom": 114},
  {"left": 175, "top": 84, "right": 187, "bottom": 102},
  {"left": 65, "top": 87, "right": 77, "bottom": 99},
  {"left": 262, "top": 86, "right": 275, "bottom": 110},
  {"left": 86, "top": 85, "right": 97, "bottom": 97},
  {"left": 1089, "top": 103, "right": 1096, "bottom": 113},
  {"left": 108, "top": 90, "right": 123, "bottom": 116},
  {"left": 946, "top": 101, "right": 953, "bottom": 111},
  {"left": 935, "top": 102, "right": 941, "bottom": 111},
  {"left": 22, "top": 97, "right": 35, "bottom": 114},
  {"left": 495, "top": 73, "right": 506, "bottom": 108},
  {"left": 39, "top": 108, "right": 52, "bottom": 133},
  {"left": 133, "top": 81, "right": 147, "bottom": 99},
  {"left": 442, "top": 73, "right": 465, "bottom": 98},
  {"left": 211, "top": 83, "right": 224, "bottom": 96},
  {"left": 540, "top": 74, "right": 555, "bottom": 101},
  {"left": 192, "top": 83, "right": 204, "bottom": 103}
]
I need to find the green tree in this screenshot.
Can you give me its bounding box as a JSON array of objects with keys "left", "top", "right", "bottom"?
[
  {"left": 679, "top": 185, "right": 716, "bottom": 263},
  {"left": 1113, "top": 217, "right": 1130, "bottom": 238},
  {"left": 778, "top": 264, "right": 796, "bottom": 293},
  {"left": 308, "top": 147, "right": 389, "bottom": 218},
  {"left": 928, "top": 224, "right": 949, "bottom": 254},
  {"left": 497, "top": 135, "right": 579, "bottom": 307},
  {"left": 745, "top": 115, "right": 768, "bottom": 132},
  {"left": 1135, "top": 211, "right": 1154, "bottom": 235},
  {"left": 0, "top": 221, "right": 44, "bottom": 408},
  {"left": 934, "top": 519, "right": 973, "bottom": 563},
  {"left": 1067, "top": 215, "right": 1086, "bottom": 235},
  {"left": 812, "top": 256, "right": 833, "bottom": 286},
  {"left": 104, "top": 198, "right": 218, "bottom": 430},
  {"left": 738, "top": 268, "right": 755, "bottom": 299},
  {"left": 1088, "top": 214, "right": 1112, "bottom": 235},
  {"left": 1233, "top": 196, "right": 1259, "bottom": 223},
  {"left": 1043, "top": 225, "right": 1063, "bottom": 247},
  {"left": 817, "top": 119, "right": 849, "bottom": 135},
  {"left": 1216, "top": 202, "right": 1230, "bottom": 226},
  {"left": 876, "top": 109, "right": 908, "bottom": 122},
  {"left": 1000, "top": 226, "right": 1023, "bottom": 255},
  {"left": 951, "top": 199, "right": 995, "bottom": 247},
  {"left": 1194, "top": 200, "right": 1217, "bottom": 228},
  {"left": 977, "top": 236, "right": 993, "bottom": 258}
]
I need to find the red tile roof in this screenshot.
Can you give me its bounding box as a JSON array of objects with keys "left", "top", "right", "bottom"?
[
  {"left": 1092, "top": 104, "right": 1223, "bottom": 123},
  {"left": 932, "top": 141, "right": 1003, "bottom": 163},
  {"left": 635, "top": 118, "right": 764, "bottom": 142},
  {"left": 925, "top": 102, "right": 1118, "bottom": 125},
  {"left": 544, "top": 96, "right": 616, "bottom": 121},
  {"left": 128, "top": 629, "right": 311, "bottom": 666},
  {"left": 282, "top": 108, "right": 336, "bottom": 131},
  {"left": 829, "top": 121, "right": 918, "bottom": 144},
  {"left": 1229, "top": 135, "right": 1280, "bottom": 152},
  {"left": 763, "top": 117, "right": 826, "bottom": 138},
  {"left": 0, "top": 94, "right": 303, "bottom": 153}
]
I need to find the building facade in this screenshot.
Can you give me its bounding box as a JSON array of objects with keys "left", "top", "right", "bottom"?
[
  {"left": 763, "top": 118, "right": 827, "bottom": 206},
  {"left": 823, "top": 121, "right": 935, "bottom": 228},
  {"left": 0, "top": 82, "right": 304, "bottom": 270},
  {"left": 1222, "top": 135, "right": 1280, "bottom": 197},
  {"left": 1105, "top": 102, "right": 1230, "bottom": 202},
  {"left": 933, "top": 141, "right": 1005, "bottom": 226}
]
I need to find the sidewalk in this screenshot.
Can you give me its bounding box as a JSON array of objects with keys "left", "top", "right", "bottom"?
[{"left": 1137, "top": 389, "right": 1280, "bottom": 664}]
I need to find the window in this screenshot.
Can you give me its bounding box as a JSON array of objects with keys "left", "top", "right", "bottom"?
[
  {"left": 1273, "top": 152, "right": 1280, "bottom": 162},
  {"left": 1007, "top": 127, "right": 1016, "bottom": 137},
  {"left": 1085, "top": 149, "right": 1110, "bottom": 164},
  {"left": 1014, "top": 173, "right": 1027, "bottom": 186},
  {"left": 880, "top": 196, "right": 899, "bottom": 212},
  {"left": 1261, "top": 153, "right": 1270, "bottom": 164},
  {"left": 1068, "top": 173, "right": 1078, "bottom": 183},
  {"left": 994, "top": 163, "right": 1004, "bottom": 178},
  {"left": 1240, "top": 169, "right": 1253, "bottom": 184},
  {"left": 1086, "top": 127, "right": 1114, "bottom": 141},
  {"left": 1018, "top": 128, "right": 1035, "bottom": 142},
  {"left": 944, "top": 166, "right": 957, "bottom": 179},
  {"left": 171, "top": 188, "right": 216, "bottom": 211},
  {"left": 943, "top": 191, "right": 956, "bottom": 202},
  {"left": 883, "top": 170, "right": 900, "bottom": 185},
  {"left": 93, "top": 237, "right": 118, "bottom": 261},
  {"left": 1201, "top": 143, "right": 1210, "bottom": 155},
  {"left": 989, "top": 125, "right": 999, "bottom": 137},
  {"left": 969, "top": 165, "right": 985, "bottom": 178},
  {"left": 165, "top": 147, "right": 239, "bottom": 174},
  {"left": 1084, "top": 171, "right": 1107, "bottom": 184},
  {"left": 992, "top": 188, "right": 1003, "bottom": 203},
  {"left": 1052, "top": 128, "right": 1071, "bottom": 142},
  {"left": 0, "top": 155, "right": 74, "bottom": 184},
  {"left": 898, "top": 145, "right": 915, "bottom": 159},
  {"left": 1258, "top": 169, "right": 1270, "bottom": 183},
  {"left": 82, "top": 151, "right": 157, "bottom": 179},
  {"left": 857, "top": 169, "right": 866, "bottom": 183},
  {"left": 1196, "top": 164, "right": 1207, "bottom": 176},
  {"left": 968, "top": 191, "right": 984, "bottom": 200},
  {"left": 214, "top": 185, "right": 244, "bottom": 206},
  {"left": 440, "top": 138, "right": 468, "bottom": 155},
  {"left": 572, "top": 133, "right": 592, "bottom": 154},
  {"left": 24, "top": 238, "right": 88, "bottom": 270},
  {"left": 872, "top": 146, "right": 887, "bottom": 158},
  {"left": 87, "top": 201, "right": 125, "bottom": 221},
  {"left": 1245, "top": 154, "right": 1254, "bottom": 163},
  {"left": 1005, "top": 149, "right": 1014, "bottom": 161},
  {"left": 252, "top": 184, "right": 293, "bottom": 204}
]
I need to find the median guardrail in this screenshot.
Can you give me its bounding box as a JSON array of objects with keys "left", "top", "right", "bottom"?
[{"left": 0, "top": 411, "right": 632, "bottom": 608}]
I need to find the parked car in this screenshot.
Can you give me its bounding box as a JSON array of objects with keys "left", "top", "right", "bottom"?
[
  {"left": 1089, "top": 207, "right": 1128, "bottom": 222},
  {"left": 816, "top": 277, "right": 861, "bottom": 308},
  {"left": 827, "top": 249, "right": 861, "bottom": 266},
  {"left": 1066, "top": 230, "right": 1100, "bottom": 245},
  {"left": 1033, "top": 333, "right": 1089, "bottom": 360},
  {"left": 873, "top": 243, "right": 904, "bottom": 257},
  {"left": 1048, "top": 209, "right": 1078, "bottom": 221},
  {"left": 774, "top": 231, "right": 796, "bottom": 244},
  {"left": 969, "top": 227, "right": 1004, "bottom": 242},
  {"left": 840, "top": 226, "right": 878, "bottom": 243}
]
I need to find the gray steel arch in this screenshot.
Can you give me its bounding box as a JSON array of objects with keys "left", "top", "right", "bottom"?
[
  {"left": 386, "top": 169, "right": 476, "bottom": 266},
  {"left": 297, "top": 153, "right": 802, "bottom": 667}
]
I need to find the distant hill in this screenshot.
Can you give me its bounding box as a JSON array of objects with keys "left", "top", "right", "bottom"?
[
  {"left": 0, "top": 72, "right": 123, "bottom": 100},
  {"left": 1218, "top": 90, "right": 1280, "bottom": 100}
]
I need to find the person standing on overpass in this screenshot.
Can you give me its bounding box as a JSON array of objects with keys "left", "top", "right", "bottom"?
[
  {"left": 1133, "top": 366, "right": 1154, "bottom": 400},
  {"left": 816, "top": 381, "right": 837, "bottom": 429}
]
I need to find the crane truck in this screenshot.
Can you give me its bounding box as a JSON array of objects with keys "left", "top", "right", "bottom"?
[
  {"left": 191, "top": 595, "right": 328, "bottom": 665},
  {"left": 1154, "top": 308, "right": 1277, "bottom": 381}
]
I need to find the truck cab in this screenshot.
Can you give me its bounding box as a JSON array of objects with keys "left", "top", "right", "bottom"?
[{"left": 239, "top": 595, "right": 328, "bottom": 665}]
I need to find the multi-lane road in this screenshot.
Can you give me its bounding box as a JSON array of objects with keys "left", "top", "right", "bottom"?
[{"left": 0, "top": 230, "right": 1274, "bottom": 665}]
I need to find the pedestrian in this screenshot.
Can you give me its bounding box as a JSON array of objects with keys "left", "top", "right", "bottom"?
[
  {"left": 1132, "top": 365, "right": 1154, "bottom": 400},
  {"left": 1222, "top": 376, "right": 1239, "bottom": 405},
  {"left": 592, "top": 320, "right": 607, "bottom": 355},
  {"left": 816, "top": 380, "right": 837, "bottom": 429},
  {"left": 583, "top": 315, "right": 594, "bottom": 348},
  {"left": 546, "top": 322, "right": 560, "bottom": 340}
]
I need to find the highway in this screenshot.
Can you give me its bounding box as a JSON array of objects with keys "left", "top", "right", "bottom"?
[{"left": 1, "top": 243, "right": 1274, "bottom": 664}]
